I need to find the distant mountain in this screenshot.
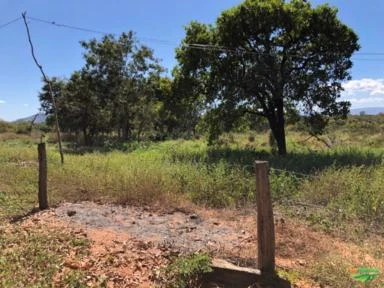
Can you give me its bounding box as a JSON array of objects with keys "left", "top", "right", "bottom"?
[
  {"left": 13, "top": 113, "right": 47, "bottom": 124},
  {"left": 350, "top": 107, "right": 384, "bottom": 115}
]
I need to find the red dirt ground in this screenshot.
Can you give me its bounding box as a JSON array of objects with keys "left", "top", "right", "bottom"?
[{"left": 17, "top": 202, "right": 384, "bottom": 287}]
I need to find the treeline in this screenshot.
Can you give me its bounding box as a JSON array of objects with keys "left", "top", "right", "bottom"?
[
  {"left": 0, "top": 119, "right": 49, "bottom": 135},
  {"left": 39, "top": 0, "right": 359, "bottom": 154},
  {"left": 39, "top": 32, "right": 202, "bottom": 145}
]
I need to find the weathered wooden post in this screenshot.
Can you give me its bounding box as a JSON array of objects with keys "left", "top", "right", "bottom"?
[
  {"left": 202, "top": 161, "right": 288, "bottom": 287},
  {"left": 255, "top": 160, "right": 275, "bottom": 275},
  {"left": 38, "top": 142, "right": 48, "bottom": 210}
]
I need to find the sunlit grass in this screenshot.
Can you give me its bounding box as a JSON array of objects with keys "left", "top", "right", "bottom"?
[
  {"left": 0, "top": 125, "right": 383, "bottom": 232},
  {"left": 0, "top": 117, "right": 384, "bottom": 288}
]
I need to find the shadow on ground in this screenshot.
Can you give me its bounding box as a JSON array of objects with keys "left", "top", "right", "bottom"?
[{"left": 169, "top": 146, "right": 383, "bottom": 174}]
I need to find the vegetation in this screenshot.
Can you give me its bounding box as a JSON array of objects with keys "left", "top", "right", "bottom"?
[
  {"left": 352, "top": 267, "right": 380, "bottom": 285},
  {"left": 0, "top": 223, "right": 89, "bottom": 287},
  {"left": 35, "top": 0, "right": 360, "bottom": 156},
  {"left": 38, "top": 32, "right": 201, "bottom": 146},
  {"left": 1, "top": 114, "right": 384, "bottom": 287},
  {"left": 0, "top": 1, "right": 382, "bottom": 287},
  {"left": 1, "top": 120, "right": 384, "bottom": 288},
  {"left": 157, "top": 253, "right": 212, "bottom": 288},
  {"left": 0, "top": 116, "right": 383, "bottom": 232},
  {"left": 176, "top": 0, "right": 359, "bottom": 154}
]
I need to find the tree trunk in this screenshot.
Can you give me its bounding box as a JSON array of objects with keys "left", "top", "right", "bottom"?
[
  {"left": 276, "top": 98, "right": 287, "bottom": 155},
  {"left": 83, "top": 127, "right": 88, "bottom": 146},
  {"left": 122, "top": 124, "right": 130, "bottom": 140},
  {"left": 267, "top": 99, "right": 287, "bottom": 155},
  {"left": 274, "top": 123, "right": 287, "bottom": 155},
  {"left": 83, "top": 127, "right": 93, "bottom": 146}
]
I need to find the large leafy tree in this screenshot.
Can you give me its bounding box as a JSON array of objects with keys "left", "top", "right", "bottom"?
[
  {"left": 40, "top": 32, "right": 167, "bottom": 144},
  {"left": 154, "top": 70, "right": 204, "bottom": 139},
  {"left": 39, "top": 73, "right": 106, "bottom": 145},
  {"left": 80, "top": 32, "right": 164, "bottom": 140},
  {"left": 176, "top": 0, "right": 359, "bottom": 154}
]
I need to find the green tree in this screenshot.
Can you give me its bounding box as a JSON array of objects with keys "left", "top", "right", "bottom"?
[
  {"left": 38, "top": 77, "right": 73, "bottom": 132},
  {"left": 40, "top": 32, "right": 166, "bottom": 145},
  {"left": 176, "top": 0, "right": 359, "bottom": 154},
  {"left": 80, "top": 32, "right": 163, "bottom": 141},
  {"left": 39, "top": 77, "right": 65, "bottom": 116},
  {"left": 39, "top": 72, "right": 109, "bottom": 145},
  {"left": 154, "top": 71, "right": 204, "bottom": 139},
  {"left": 64, "top": 71, "right": 111, "bottom": 145}
]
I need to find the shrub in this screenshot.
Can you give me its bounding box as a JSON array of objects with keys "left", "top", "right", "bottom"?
[
  {"left": 158, "top": 253, "right": 212, "bottom": 288},
  {"left": 0, "top": 120, "right": 11, "bottom": 133}
]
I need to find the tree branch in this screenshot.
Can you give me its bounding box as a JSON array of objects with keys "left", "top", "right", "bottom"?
[
  {"left": 243, "top": 108, "right": 266, "bottom": 117},
  {"left": 22, "top": 11, "right": 64, "bottom": 164}
]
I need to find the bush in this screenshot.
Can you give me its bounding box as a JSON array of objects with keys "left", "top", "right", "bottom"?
[
  {"left": 14, "top": 122, "right": 31, "bottom": 134},
  {"left": 0, "top": 120, "right": 11, "bottom": 133},
  {"left": 158, "top": 253, "right": 212, "bottom": 288}
]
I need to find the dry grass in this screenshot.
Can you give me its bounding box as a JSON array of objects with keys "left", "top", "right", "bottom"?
[
  {"left": 0, "top": 217, "right": 90, "bottom": 287},
  {"left": 0, "top": 114, "right": 384, "bottom": 287}
]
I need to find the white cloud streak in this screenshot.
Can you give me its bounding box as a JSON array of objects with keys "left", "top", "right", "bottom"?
[
  {"left": 343, "top": 78, "right": 384, "bottom": 96},
  {"left": 0, "top": 100, "right": 5, "bottom": 104},
  {"left": 341, "top": 78, "right": 384, "bottom": 108},
  {"left": 348, "top": 96, "right": 384, "bottom": 104}
]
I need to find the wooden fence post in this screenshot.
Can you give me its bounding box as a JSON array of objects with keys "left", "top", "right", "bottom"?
[
  {"left": 255, "top": 160, "right": 275, "bottom": 275},
  {"left": 38, "top": 142, "right": 48, "bottom": 210}
]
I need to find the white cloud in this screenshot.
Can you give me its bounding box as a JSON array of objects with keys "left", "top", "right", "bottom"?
[
  {"left": 0, "top": 100, "right": 5, "bottom": 104},
  {"left": 343, "top": 78, "right": 384, "bottom": 96},
  {"left": 23, "top": 103, "right": 29, "bottom": 107},
  {"left": 347, "top": 96, "right": 384, "bottom": 106},
  {"left": 341, "top": 78, "right": 384, "bottom": 108}
]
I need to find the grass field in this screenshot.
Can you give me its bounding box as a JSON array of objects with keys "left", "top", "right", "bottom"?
[{"left": 1, "top": 115, "right": 384, "bottom": 287}]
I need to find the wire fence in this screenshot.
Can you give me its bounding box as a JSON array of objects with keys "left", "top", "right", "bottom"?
[
  {"left": 23, "top": 14, "right": 384, "bottom": 62},
  {"left": 0, "top": 150, "right": 328, "bottom": 223},
  {"left": 1, "top": 13, "right": 384, "bottom": 62}
]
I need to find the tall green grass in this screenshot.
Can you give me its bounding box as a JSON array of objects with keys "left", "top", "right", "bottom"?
[{"left": 0, "top": 133, "right": 383, "bottom": 231}]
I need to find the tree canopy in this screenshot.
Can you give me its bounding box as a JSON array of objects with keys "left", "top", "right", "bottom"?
[
  {"left": 40, "top": 32, "right": 202, "bottom": 145},
  {"left": 176, "top": 0, "right": 360, "bottom": 154}
]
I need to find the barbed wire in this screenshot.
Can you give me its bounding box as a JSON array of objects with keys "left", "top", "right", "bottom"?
[
  {"left": 25, "top": 14, "right": 384, "bottom": 61},
  {"left": 0, "top": 154, "right": 336, "bottom": 225},
  {"left": 0, "top": 14, "right": 382, "bottom": 63},
  {"left": 0, "top": 17, "right": 21, "bottom": 30},
  {"left": 269, "top": 167, "right": 317, "bottom": 179},
  {"left": 27, "top": 16, "right": 110, "bottom": 36}
]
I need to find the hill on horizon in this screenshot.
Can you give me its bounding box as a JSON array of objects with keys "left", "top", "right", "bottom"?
[
  {"left": 350, "top": 107, "right": 384, "bottom": 115},
  {"left": 13, "top": 113, "right": 47, "bottom": 124}
]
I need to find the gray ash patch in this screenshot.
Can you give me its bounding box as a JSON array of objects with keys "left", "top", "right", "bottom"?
[{"left": 54, "top": 202, "right": 251, "bottom": 253}]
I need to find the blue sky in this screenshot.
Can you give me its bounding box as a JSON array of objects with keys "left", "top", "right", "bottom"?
[{"left": 0, "top": 0, "right": 383, "bottom": 121}]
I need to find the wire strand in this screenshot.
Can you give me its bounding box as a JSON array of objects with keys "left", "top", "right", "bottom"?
[
  {"left": 26, "top": 15, "right": 384, "bottom": 61},
  {"left": 27, "top": 16, "right": 110, "bottom": 35},
  {"left": 269, "top": 167, "right": 317, "bottom": 179},
  {"left": 0, "top": 17, "right": 21, "bottom": 30}
]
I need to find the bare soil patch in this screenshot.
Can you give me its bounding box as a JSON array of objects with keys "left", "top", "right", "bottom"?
[
  {"left": 15, "top": 201, "right": 384, "bottom": 287},
  {"left": 54, "top": 202, "right": 248, "bottom": 254}
]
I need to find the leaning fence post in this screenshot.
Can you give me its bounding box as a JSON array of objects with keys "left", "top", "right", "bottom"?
[
  {"left": 255, "top": 160, "right": 275, "bottom": 275},
  {"left": 38, "top": 142, "right": 48, "bottom": 210}
]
